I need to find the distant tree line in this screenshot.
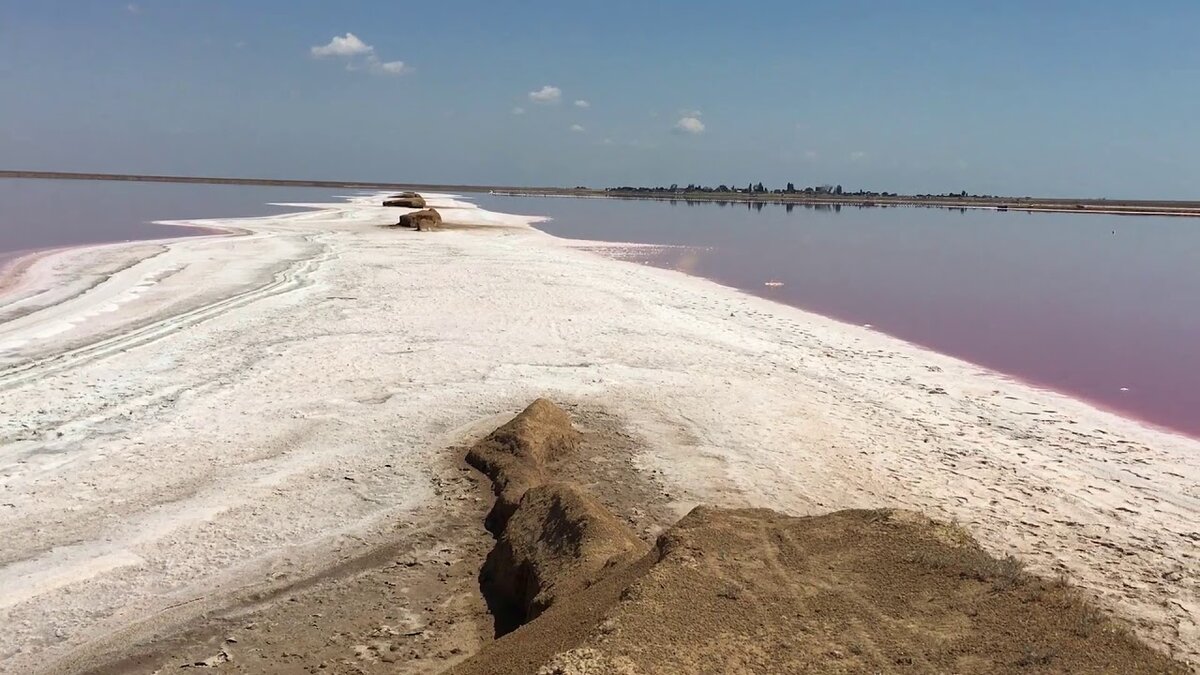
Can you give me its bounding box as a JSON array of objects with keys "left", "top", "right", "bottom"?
[{"left": 603, "top": 183, "right": 999, "bottom": 200}]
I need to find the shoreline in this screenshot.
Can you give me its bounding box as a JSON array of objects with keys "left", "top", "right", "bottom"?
[
  {"left": 0, "top": 197, "right": 354, "bottom": 325},
  {"left": 7, "top": 196, "right": 1196, "bottom": 445},
  {"left": 0, "top": 227, "right": 236, "bottom": 300},
  {"left": 490, "top": 189, "right": 1200, "bottom": 218},
  {"left": 6, "top": 170, "right": 1200, "bottom": 218},
  {"left": 0, "top": 192, "right": 1196, "bottom": 671},
  {"left": 722, "top": 277, "right": 1200, "bottom": 444},
  {"left": 529, "top": 220, "right": 1200, "bottom": 445}
]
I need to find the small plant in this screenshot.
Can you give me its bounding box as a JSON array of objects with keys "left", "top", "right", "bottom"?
[
  {"left": 1014, "top": 646, "right": 1057, "bottom": 667},
  {"left": 981, "top": 554, "right": 1026, "bottom": 592},
  {"left": 1070, "top": 604, "right": 1107, "bottom": 638}
]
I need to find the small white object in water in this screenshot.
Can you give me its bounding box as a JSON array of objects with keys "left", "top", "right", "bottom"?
[
  {"left": 863, "top": 324, "right": 873, "bottom": 328},
  {"left": 1119, "top": 387, "right": 1130, "bottom": 392},
  {"left": 763, "top": 281, "right": 784, "bottom": 287}
]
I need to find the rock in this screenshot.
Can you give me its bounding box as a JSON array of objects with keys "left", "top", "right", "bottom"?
[
  {"left": 383, "top": 192, "right": 427, "bottom": 208},
  {"left": 183, "top": 648, "right": 232, "bottom": 668},
  {"left": 394, "top": 208, "right": 443, "bottom": 232},
  {"left": 464, "top": 399, "right": 582, "bottom": 531},
  {"left": 481, "top": 482, "right": 646, "bottom": 626}
]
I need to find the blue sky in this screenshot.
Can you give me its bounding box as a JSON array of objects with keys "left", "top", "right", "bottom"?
[{"left": 2, "top": 1, "right": 1199, "bottom": 198}]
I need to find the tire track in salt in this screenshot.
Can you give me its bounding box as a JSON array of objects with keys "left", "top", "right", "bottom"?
[{"left": 0, "top": 234, "right": 335, "bottom": 391}]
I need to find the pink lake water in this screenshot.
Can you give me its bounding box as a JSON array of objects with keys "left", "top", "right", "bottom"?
[
  {"left": 0, "top": 178, "right": 346, "bottom": 267},
  {"left": 476, "top": 194, "right": 1200, "bottom": 440}
]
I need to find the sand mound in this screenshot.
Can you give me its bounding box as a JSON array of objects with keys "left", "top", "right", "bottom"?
[
  {"left": 481, "top": 482, "right": 647, "bottom": 634},
  {"left": 392, "top": 208, "right": 443, "bottom": 231},
  {"left": 383, "top": 193, "right": 427, "bottom": 208},
  {"left": 454, "top": 402, "right": 1186, "bottom": 675},
  {"left": 465, "top": 398, "right": 582, "bottom": 531}
]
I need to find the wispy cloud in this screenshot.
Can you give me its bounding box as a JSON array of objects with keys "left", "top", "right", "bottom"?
[
  {"left": 570, "top": 124, "right": 586, "bottom": 133},
  {"left": 125, "top": 3, "right": 141, "bottom": 14},
  {"left": 529, "top": 85, "right": 562, "bottom": 104},
  {"left": 574, "top": 99, "right": 590, "bottom": 109},
  {"left": 367, "top": 55, "right": 412, "bottom": 75},
  {"left": 674, "top": 115, "right": 705, "bottom": 135},
  {"left": 804, "top": 149, "right": 819, "bottom": 160},
  {"left": 311, "top": 33, "right": 373, "bottom": 58},
  {"left": 512, "top": 106, "right": 526, "bottom": 115},
  {"left": 850, "top": 150, "right": 867, "bottom": 161}
]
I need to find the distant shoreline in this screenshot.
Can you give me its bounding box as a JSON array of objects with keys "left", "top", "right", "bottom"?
[{"left": 4, "top": 169, "right": 1200, "bottom": 217}]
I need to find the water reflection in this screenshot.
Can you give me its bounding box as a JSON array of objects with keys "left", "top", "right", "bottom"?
[
  {"left": 476, "top": 193, "right": 1200, "bottom": 439},
  {"left": 0, "top": 179, "right": 346, "bottom": 258}
]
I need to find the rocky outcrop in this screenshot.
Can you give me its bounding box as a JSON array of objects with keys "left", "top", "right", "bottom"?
[
  {"left": 465, "top": 398, "right": 582, "bottom": 531},
  {"left": 394, "top": 208, "right": 442, "bottom": 231},
  {"left": 383, "top": 192, "right": 427, "bottom": 208},
  {"left": 481, "top": 482, "right": 646, "bottom": 631},
  {"left": 452, "top": 401, "right": 1187, "bottom": 675}
]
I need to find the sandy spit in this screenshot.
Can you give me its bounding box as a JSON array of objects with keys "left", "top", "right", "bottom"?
[{"left": 0, "top": 193, "right": 1196, "bottom": 671}]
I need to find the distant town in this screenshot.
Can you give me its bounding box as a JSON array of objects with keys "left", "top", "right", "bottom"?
[{"left": 602, "top": 182, "right": 987, "bottom": 200}]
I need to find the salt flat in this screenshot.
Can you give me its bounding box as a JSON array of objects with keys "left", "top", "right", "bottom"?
[{"left": 0, "top": 193, "right": 1196, "bottom": 671}]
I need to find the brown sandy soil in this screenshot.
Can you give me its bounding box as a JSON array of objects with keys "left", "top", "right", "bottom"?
[
  {"left": 62, "top": 463, "right": 492, "bottom": 675},
  {"left": 453, "top": 401, "right": 1188, "bottom": 675},
  {"left": 58, "top": 402, "right": 673, "bottom": 675}
]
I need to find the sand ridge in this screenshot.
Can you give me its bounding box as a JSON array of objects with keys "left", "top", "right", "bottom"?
[
  {"left": 0, "top": 192, "right": 1196, "bottom": 671},
  {"left": 454, "top": 400, "right": 1184, "bottom": 674}
]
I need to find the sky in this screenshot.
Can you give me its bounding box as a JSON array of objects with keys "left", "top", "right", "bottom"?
[{"left": 2, "top": 0, "right": 1199, "bottom": 198}]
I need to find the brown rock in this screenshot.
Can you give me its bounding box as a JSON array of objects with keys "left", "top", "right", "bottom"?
[
  {"left": 480, "top": 482, "right": 646, "bottom": 629},
  {"left": 394, "top": 208, "right": 443, "bottom": 231},
  {"left": 464, "top": 399, "right": 582, "bottom": 531},
  {"left": 383, "top": 192, "right": 427, "bottom": 208}
]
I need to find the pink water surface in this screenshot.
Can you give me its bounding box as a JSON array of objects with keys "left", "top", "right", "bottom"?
[
  {"left": 0, "top": 178, "right": 346, "bottom": 260},
  {"left": 478, "top": 195, "right": 1200, "bottom": 439}
]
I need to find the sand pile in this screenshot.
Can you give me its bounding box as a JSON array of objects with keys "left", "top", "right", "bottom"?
[
  {"left": 393, "top": 208, "right": 442, "bottom": 231},
  {"left": 454, "top": 401, "right": 1186, "bottom": 675},
  {"left": 466, "top": 398, "right": 584, "bottom": 531},
  {"left": 383, "top": 192, "right": 427, "bottom": 208}
]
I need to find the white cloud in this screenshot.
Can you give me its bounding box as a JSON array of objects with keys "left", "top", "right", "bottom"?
[
  {"left": 512, "top": 106, "right": 526, "bottom": 115},
  {"left": 126, "top": 3, "right": 140, "bottom": 14},
  {"left": 311, "top": 35, "right": 410, "bottom": 76},
  {"left": 674, "top": 116, "right": 705, "bottom": 135},
  {"left": 570, "top": 124, "right": 586, "bottom": 133},
  {"left": 602, "top": 138, "right": 614, "bottom": 145},
  {"left": 311, "top": 33, "right": 374, "bottom": 58},
  {"left": 850, "top": 150, "right": 867, "bottom": 161},
  {"left": 376, "top": 61, "right": 411, "bottom": 74},
  {"left": 367, "top": 55, "right": 411, "bottom": 75},
  {"left": 529, "top": 85, "right": 562, "bottom": 104},
  {"left": 574, "top": 99, "right": 590, "bottom": 108},
  {"left": 804, "top": 149, "right": 819, "bottom": 160}
]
